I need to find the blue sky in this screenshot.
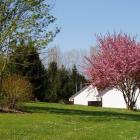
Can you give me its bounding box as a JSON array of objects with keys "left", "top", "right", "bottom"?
[{"left": 49, "top": 0, "right": 140, "bottom": 52}]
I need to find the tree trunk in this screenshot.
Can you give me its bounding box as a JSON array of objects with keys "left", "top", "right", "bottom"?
[
  {"left": 0, "top": 73, "right": 2, "bottom": 94},
  {"left": 127, "top": 105, "right": 134, "bottom": 111},
  {"left": 120, "top": 80, "right": 139, "bottom": 111},
  {"left": 122, "top": 90, "right": 136, "bottom": 111}
]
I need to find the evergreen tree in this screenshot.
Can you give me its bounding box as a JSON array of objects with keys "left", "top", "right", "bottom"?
[
  {"left": 55, "top": 65, "right": 71, "bottom": 100},
  {"left": 45, "top": 63, "right": 87, "bottom": 102},
  {"left": 71, "top": 65, "right": 86, "bottom": 92},
  {"left": 45, "top": 62, "right": 58, "bottom": 102},
  {"left": 9, "top": 42, "right": 47, "bottom": 101},
  {"left": 71, "top": 65, "right": 78, "bottom": 93}
]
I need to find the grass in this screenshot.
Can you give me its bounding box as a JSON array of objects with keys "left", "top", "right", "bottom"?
[{"left": 0, "top": 102, "right": 140, "bottom": 140}]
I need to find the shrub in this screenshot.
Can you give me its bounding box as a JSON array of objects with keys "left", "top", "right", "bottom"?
[{"left": 1, "top": 75, "right": 32, "bottom": 109}]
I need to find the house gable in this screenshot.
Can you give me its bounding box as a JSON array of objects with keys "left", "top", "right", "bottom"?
[{"left": 69, "top": 85, "right": 101, "bottom": 105}]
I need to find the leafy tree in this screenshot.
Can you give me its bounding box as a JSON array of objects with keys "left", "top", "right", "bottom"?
[
  {"left": 86, "top": 33, "right": 140, "bottom": 110},
  {"left": 0, "top": 56, "right": 5, "bottom": 99},
  {"left": 0, "top": 0, "right": 59, "bottom": 51},
  {"left": 0, "top": 0, "right": 59, "bottom": 95}
]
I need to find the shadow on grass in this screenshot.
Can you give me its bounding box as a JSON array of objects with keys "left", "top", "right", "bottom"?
[{"left": 23, "top": 105, "right": 140, "bottom": 122}]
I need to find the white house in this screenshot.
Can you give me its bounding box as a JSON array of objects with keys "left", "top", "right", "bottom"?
[
  {"left": 101, "top": 87, "right": 140, "bottom": 109},
  {"left": 69, "top": 85, "right": 140, "bottom": 109},
  {"left": 69, "top": 85, "right": 101, "bottom": 106},
  {"left": 101, "top": 88, "right": 126, "bottom": 109}
]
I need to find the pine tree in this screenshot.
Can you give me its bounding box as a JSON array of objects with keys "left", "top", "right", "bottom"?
[
  {"left": 9, "top": 41, "right": 47, "bottom": 100},
  {"left": 45, "top": 62, "right": 58, "bottom": 102}
]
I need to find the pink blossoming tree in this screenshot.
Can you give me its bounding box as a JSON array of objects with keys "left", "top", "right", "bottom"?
[{"left": 86, "top": 33, "right": 140, "bottom": 110}]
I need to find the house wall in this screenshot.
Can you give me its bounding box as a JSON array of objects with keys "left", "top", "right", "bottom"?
[
  {"left": 135, "top": 94, "right": 140, "bottom": 109},
  {"left": 72, "top": 85, "right": 140, "bottom": 109},
  {"left": 74, "top": 86, "right": 100, "bottom": 105},
  {"left": 102, "top": 88, "right": 126, "bottom": 108},
  {"left": 102, "top": 88, "right": 140, "bottom": 109}
]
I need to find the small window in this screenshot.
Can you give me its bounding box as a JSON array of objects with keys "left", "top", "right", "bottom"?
[{"left": 88, "top": 101, "right": 102, "bottom": 106}]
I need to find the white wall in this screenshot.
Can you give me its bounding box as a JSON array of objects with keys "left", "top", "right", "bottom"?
[
  {"left": 73, "top": 85, "right": 140, "bottom": 109},
  {"left": 136, "top": 90, "right": 140, "bottom": 109},
  {"left": 74, "top": 86, "right": 100, "bottom": 105},
  {"left": 102, "top": 88, "right": 126, "bottom": 108},
  {"left": 102, "top": 88, "right": 140, "bottom": 109}
]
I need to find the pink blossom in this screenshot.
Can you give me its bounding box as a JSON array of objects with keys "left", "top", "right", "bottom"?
[{"left": 85, "top": 33, "right": 140, "bottom": 110}]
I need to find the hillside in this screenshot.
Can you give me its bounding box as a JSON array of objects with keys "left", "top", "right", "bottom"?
[{"left": 0, "top": 102, "right": 140, "bottom": 140}]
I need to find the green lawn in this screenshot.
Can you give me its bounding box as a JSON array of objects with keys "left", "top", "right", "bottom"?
[{"left": 0, "top": 102, "right": 140, "bottom": 140}]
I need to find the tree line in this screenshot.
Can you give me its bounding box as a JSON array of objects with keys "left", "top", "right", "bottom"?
[
  {"left": 10, "top": 42, "right": 87, "bottom": 102},
  {"left": 0, "top": 0, "right": 87, "bottom": 111}
]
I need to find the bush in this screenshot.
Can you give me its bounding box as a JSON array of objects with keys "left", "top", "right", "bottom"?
[
  {"left": 58, "top": 99, "right": 65, "bottom": 104},
  {"left": 1, "top": 75, "right": 32, "bottom": 109}
]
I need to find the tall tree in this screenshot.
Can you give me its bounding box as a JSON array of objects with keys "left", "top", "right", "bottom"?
[
  {"left": 71, "top": 65, "right": 87, "bottom": 92},
  {"left": 9, "top": 41, "right": 47, "bottom": 100},
  {"left": 55, "top": 65, "right": 70, "bottom": 100},
  {"left": 85, "top": 33, "right": 140, "bottom": 110},
  {"left": 0, "top": 0, "right": 59, "bottom": 51},
  {"left": 45, "top": 62, "right": 58, "bottom": 102},
  {"left": 45, "top": 63, "right": 87, "bottom": 102},
  {"left": 0, "top": 0, "right": 59, "bottom": 94}
]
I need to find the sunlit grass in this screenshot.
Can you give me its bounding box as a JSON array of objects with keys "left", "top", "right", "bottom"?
[{"left": 0, "top": 102, "right": 140, "bottom": 140}]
